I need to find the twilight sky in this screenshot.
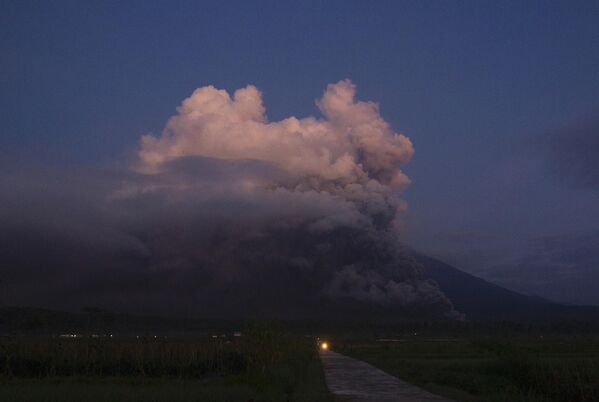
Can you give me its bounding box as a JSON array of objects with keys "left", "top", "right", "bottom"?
[{"left": 1, "top": 1, "right": 598, "bottom": 308}]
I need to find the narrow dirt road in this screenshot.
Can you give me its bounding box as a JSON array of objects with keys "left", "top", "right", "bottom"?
[{"left": 319, "top": 349, "right": 454, "bottom": 402}]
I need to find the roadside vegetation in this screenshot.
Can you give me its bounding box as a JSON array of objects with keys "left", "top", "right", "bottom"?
[
  {"left": 0, "top": 323, "right": 330, "bottom": 402},
  {"left": 339, "top": 335, "right": 599, "bottom": 402}
]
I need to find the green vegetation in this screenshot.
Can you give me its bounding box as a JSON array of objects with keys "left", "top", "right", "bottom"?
[
  {"left": 0, "top": 323, "right": 331, "bottom": 402},
  {"left": 338, "top": 335, "right": 599, "bottom": 402},
  {"left": 4, "top": 315, "right": 599, "bottom": 402}
]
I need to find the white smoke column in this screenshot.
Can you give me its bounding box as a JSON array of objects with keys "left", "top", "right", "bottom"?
[
  {"left": 130, "top": 80, "right": 459, "bottom": 318},
  {"left": 139, "top": 80, "right": 412, "bottom": 191},
  {"left": 0, "top": 81, "right": 459, "bottom": 318}
]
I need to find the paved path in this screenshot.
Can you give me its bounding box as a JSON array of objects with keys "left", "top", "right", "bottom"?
[{"left": 319, "top": 349, "right": 454, "bottom": 402}]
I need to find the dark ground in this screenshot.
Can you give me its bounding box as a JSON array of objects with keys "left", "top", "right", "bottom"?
[
  {"left": 337, "top": 335, "right": 599, "bottom": 402},
  {"left": 2, "top": 308, "right": 599, "bottom": 402}
]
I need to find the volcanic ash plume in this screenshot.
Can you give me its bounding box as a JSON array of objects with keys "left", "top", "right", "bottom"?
[
  {"left": 118, "top": 79, "right": 459, "bottom": 319},
  {"left": 139, "top": 79, "right": 413, "bottom": 190},
  {"left": 0, "top": 80, "right": 459, "bottom": 318}
]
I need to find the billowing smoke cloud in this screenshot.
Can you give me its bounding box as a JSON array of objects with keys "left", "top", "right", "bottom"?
[
  {"left": 138, "top": 80, "right": 413, "bottom": 190},
  {"left": 0, "top": 80, "right": 460, "bottom": 319},
  {"left": 134, "top": 80, "right": 415, "bottom": 233}
]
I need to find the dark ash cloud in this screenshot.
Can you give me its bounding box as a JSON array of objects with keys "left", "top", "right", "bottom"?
[{"left": 0, "top": 81, "right": 460, "bottom": 320}]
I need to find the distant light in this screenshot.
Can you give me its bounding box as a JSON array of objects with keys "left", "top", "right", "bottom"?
[{"left": 320, "top": 342, "right": 328, "bottom": 350}]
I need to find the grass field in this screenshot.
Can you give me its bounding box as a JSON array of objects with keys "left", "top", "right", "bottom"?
[
  {"left": 0, "top": 324, "right": 331, "bottom": 402},
  {"left": 338, "top": 335, "right": 599, "bottom": 402},
  {"left": 4, "top": 320, "right": 599, "bottom": 402}
]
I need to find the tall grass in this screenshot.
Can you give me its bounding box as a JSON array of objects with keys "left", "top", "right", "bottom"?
[
  {"left": 0, "top": 323, "right": 306, "bottom": 379},
  {"left": 492, "top": 343, "right": 599, "bottom": 402},
  {"left": 341, "top": 336, "right": 599, "bottom": 402},
  {"left": 0, "top": 323, "right": 332, "bottom": 401}
]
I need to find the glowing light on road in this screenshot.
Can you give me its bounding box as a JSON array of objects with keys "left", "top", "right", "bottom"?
[{"left": 321, "top": 342, "right": 328, "bottom": 350}]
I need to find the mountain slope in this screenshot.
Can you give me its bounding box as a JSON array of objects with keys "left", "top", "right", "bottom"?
[{"left": 415, "top": 253, "right": 599, "bottom": 321}]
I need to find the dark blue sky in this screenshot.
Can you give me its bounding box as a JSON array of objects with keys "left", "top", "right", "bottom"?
[{"left": 2, "top": 0, "right": 599, "bottom": 303}]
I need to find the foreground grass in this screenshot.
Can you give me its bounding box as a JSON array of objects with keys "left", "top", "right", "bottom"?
[
  {"left": 0, "top": 358, "right": 330, "bottom": 402},
  {"left": 0, "top": 325, "right": 331, "bottom": 402},
  {"left": 0, "top": 377, "right": 254, "bottom": 402},
  {"left": 339, "top": 336, "right": 599, "bottom": 402}
]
